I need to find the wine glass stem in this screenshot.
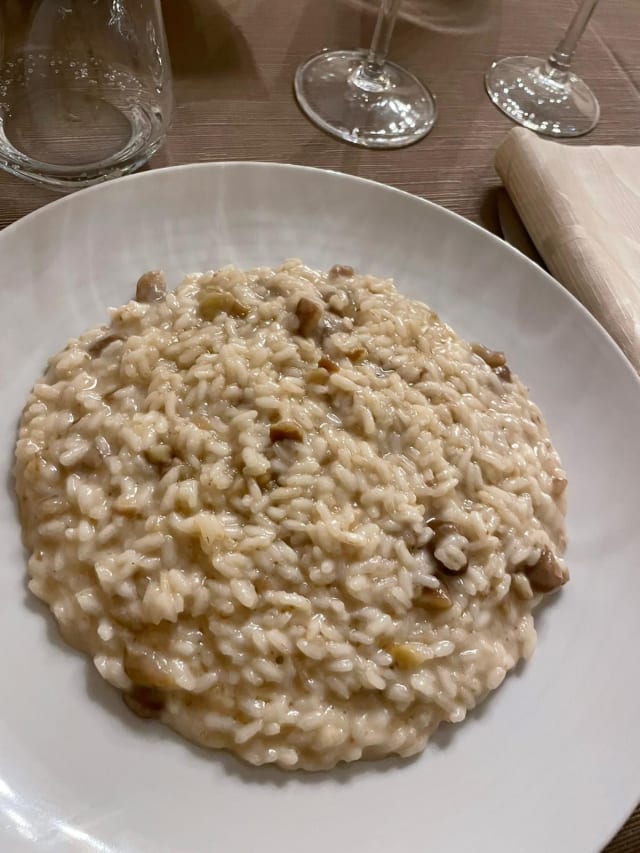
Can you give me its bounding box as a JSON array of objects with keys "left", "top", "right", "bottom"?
[
  {"left": 363, "top": 0, "right": 403, "bottom": 80},
  {"left": 546, "top": 0, "right": 600, "bottom": 79}
]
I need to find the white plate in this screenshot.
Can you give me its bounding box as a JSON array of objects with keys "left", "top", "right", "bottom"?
[{"left": 1, "top": 163, "right": 639, "bottom": 853}]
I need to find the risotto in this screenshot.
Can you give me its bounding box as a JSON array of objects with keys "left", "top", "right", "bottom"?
[{"left": 14, "top": 260, "right": 569, "bottom": 770}]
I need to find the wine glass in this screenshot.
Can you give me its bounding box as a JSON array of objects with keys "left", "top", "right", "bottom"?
[
  {"left": 294, "top": 0, "right": 437, "bottom": 148},
  {"left": 485, "top": 0, "right": 600, "bottom": 138},
  {"left": 0, "top": 0, "right": 173, "bottom": 190}
]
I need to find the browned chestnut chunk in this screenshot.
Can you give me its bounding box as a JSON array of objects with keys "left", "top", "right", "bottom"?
[
  {"left": 87, "top": 333, "right": 124, "bottom": 357},
  {"left": 471, "top": 342, "right": 506, "bottom": 368},
  {"left": 318, "top": 355, "right": 339, "bottom": 373},
  {"left": 551, "top": 476, "right": 568, "bottom": 498},
  {"left": 123, "top": 685, "right": 166, "bottom": 719},
  {"left": 295, "top": 297, "right": 323, "bottom": 337},
  {"left": 471, "top": 343, "right": 512, "bottom": 382},
  {"left": 123, "top": 647, "right": 175, "bottom": 689},
  {"left": 494, "top": 364, "right": 512, "bottom": 382},
  {"left": 136, "top": 271, "right": 166, "bottom": 303},
  {"left": 270, "top": 421, "right": 304, "bottom": 443},
  {"left": 524, "top": 547, "right": 568, "bottom": 592},
  {"left": 415, "top": 585, "right": 453, "bottom": 611},
  {"left": 329, "top": 264, "right": 354, "bottom": 278}
]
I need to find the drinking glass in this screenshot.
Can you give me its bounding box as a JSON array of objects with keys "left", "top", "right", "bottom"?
[
  {"left": 294, "top": 0, "right": 437, "bottom": 148},
  {"left": 0, "top": 0, "right": 173, "bottom": 190},
  {"left": 485, "top": 0, "right": 600, "bottom": 138}
]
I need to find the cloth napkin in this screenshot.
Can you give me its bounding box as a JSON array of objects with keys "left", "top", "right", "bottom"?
[{"left": 494, "top": 128, "right": 640, "bottom": 372}]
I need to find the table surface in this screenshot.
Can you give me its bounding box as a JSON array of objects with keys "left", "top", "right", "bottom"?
[{"left": 1, "top": 0, "right": 639, "bottom": 849}]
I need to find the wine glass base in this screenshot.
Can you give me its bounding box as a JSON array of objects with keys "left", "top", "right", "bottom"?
[
  {"left": 294, "top": 50, "right": 437, "bottom": 149},
  {"left": 485, "top": 55, "right": 600, "bottom": 138}
]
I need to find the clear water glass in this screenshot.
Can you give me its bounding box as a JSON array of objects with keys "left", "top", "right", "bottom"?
[
  {"left": 0, "top": 0, "right": 173, "bottom": 190},
  {"left": 295, "top": 0, "right": 437, "bottom": 149}
]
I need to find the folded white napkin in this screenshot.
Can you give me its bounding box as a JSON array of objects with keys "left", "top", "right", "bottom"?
[{"left": 495, "top": 128, "right": 640, "bottom": 372}]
